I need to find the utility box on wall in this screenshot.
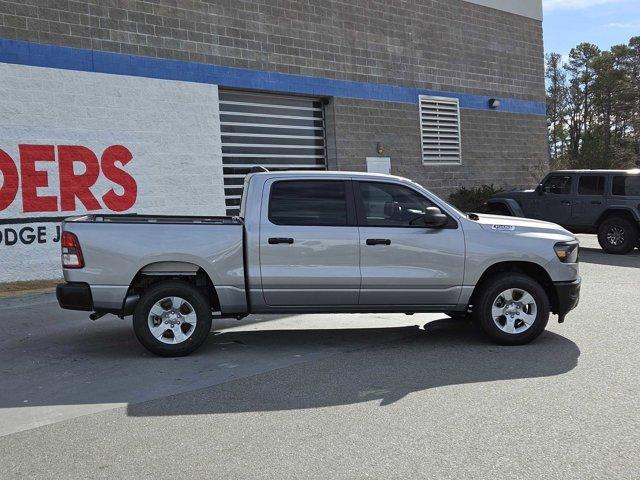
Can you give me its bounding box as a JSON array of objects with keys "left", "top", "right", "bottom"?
[{"left": 366, "top": 157, "right": 391, "bottom": 175}]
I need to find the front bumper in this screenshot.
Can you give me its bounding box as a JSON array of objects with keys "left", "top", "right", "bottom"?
[
  {"left": 56, "top": 282, "right": 93, "bottom": 311},
  {"left": 554, "top": 277, "right": 581, "bottom": 322}
]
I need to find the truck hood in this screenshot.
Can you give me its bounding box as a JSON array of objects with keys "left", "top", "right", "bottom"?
[
  {"left": 491, "top": 189, "right": 535, "bottom": 198},
  {"left": 472, "top": 213, "right": 574, "bottom": 238}
]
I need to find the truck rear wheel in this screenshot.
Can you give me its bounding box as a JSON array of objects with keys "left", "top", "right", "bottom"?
[
  {"left": 597, "top": 217, "right": 638, "bottom": 255},
  {"left": 473, "top": 274, "right": 549, "bottom": 345},
  {"left": 133, "top": 280, "right": 212, "bottom": 357}
]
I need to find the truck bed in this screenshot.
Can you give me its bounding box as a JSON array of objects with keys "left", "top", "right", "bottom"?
[
  {"left": 61, "top": 214, "right": 247, "bottom": 313},
  {"left": 66, "top": 213, "right": 241, "bottom": 225}
]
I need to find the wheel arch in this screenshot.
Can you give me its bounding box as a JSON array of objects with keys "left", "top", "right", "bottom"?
[
  {"left": 595, "top": 208, "right": 640, "bottom": 228},
  {"left": 485, "top": 198, "right": 523, "bottom": 217},
  {"left": 127, "top": 261, "right": 220, "bottom": 311},
  {"left": 471, "top": 261, "right": 558, "bottom": 314}
]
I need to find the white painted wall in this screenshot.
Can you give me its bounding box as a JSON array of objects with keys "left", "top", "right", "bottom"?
[{"left": 0, "top": 63, "right": 225, "bottom": 282}]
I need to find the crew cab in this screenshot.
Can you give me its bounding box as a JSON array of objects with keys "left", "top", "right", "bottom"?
[
  {"left": 57, "top": 171, "right": 581, "bottom": 356},
  {"left": 487, "top": 169, "right": 640, "bottom": 254}
]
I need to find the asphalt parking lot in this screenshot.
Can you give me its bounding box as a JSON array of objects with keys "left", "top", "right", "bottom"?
[{"left": 0, "top": 234, "right": 638, "bottom": 479}]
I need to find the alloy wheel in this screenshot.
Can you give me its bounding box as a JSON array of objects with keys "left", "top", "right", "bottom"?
[
  {"left": 606, "top": 226, "right": 625, "bottom": 246},
  {"left": 491, "top": 288, "right": 537, "bottom": 334},
  {"left": 147, "top": 296, "right": 197, "bottom": 344}
]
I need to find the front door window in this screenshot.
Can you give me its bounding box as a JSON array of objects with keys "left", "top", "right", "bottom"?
[
  {"left": 543, "top": 175, "right": 572, "bottom": 195},
  {"left": 358, "top": 182, "right": 437, "bottom": 227}
]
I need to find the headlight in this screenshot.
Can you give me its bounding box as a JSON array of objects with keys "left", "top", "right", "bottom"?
[{"left": 554, "top": 241, "right": 579, "bottom": 263}]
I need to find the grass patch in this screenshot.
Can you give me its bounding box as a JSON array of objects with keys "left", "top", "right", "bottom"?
[{"left": 0, "top": 279, "right": 61, "bottom": 298}]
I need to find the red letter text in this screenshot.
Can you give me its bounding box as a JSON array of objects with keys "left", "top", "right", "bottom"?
[
  {"left": 58, "top": 145, "right": 101, "bottom": 211},
  {"left": 19, "top": 144, "right": 58, "bottom": 213},
  {"left": 101, "top": 145, "right": 137, "bottom": 212},
  {"left": 0, "top": 149, "right": 19, "bottom": 211}
]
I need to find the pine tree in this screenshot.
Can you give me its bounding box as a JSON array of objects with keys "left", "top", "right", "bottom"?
[{"left": 545, "top": 36, "right": 640, "bottom": 168}]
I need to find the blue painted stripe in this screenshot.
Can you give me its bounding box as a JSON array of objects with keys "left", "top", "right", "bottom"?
[{"left": 0, "top": 38, "right": 545, "bottom": 115}]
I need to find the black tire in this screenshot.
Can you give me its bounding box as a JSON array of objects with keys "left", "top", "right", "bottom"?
[
  {"left": 473, "top": 273, "right": 550, "bottom": 346},
  {"left": 133, "top": 280, "right": 212, "bottom": 357},
  {"left": 597, "top": 217, "right": 638, "bottom": 255}
]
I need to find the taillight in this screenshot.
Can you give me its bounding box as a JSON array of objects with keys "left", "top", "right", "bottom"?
[{"left": 61, "top": 231, "right": 84, "bottom": 268}]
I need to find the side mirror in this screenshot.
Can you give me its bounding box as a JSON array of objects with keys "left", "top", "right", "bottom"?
[
  {"left": 422, "top": 206, "right": 448, "bottom": 228},
  {"left": 535, "top": 184, "right": 544, "bottom": 195}
]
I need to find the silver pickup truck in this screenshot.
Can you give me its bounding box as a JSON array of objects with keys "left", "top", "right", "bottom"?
[{"left": 57, "top": 171, "right": 581, "bottom": 356}]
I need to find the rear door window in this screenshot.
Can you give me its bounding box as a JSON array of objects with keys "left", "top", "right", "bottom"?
[
  {"left": 269, "top": 180, "right": 349, "bottom": 226},
  {"left": 612, "top": 176, "right": 640, "bottom": 196},
  {"left": 543, "top": 175, "right": 572, "bottom": 195},
  {"left": 578, "top": 176, "right": 605, "bottom": 195}
]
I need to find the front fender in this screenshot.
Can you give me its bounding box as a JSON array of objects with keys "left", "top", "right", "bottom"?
[{"left": 486, "top": 198, "right": 524, "bottom": 217}]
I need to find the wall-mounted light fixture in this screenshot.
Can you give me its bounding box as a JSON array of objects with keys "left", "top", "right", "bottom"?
[
  {"left": 488, "top": 98, "right": 501, "bottom": 109},
  {"left": 376, "top": 142, "right": 385, "bottom": 155}
]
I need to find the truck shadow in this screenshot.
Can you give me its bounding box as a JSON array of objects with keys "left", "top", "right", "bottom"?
[
  {"left": 125, "top": 318, "right": 580, "bottom": 417},
  {"left": 579, "top": 247, "right": 640, "bottom": 267},
  {"left": 0, "top": 302, "right": 580, "bottom": 425}
]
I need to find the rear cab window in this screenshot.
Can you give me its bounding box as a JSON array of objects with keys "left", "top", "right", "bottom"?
[{"left": 268, "top": 180, "right": 353, "bottom": 226}]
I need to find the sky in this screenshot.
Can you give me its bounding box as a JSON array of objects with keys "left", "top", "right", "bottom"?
[{"left": 543, "top": 0, "right": 640, "bottom": 56}]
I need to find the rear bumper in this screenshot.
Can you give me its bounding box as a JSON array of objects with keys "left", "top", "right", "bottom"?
[
  {"left": 554, "top": 277, "right": 581, "bottom": 321},
  {"left": 56, "top": 282, "right": 93, "bottom": 311}
]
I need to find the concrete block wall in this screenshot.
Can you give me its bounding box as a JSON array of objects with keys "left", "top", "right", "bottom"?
[
  {"left": 0, "top": 0, "right": 545, "bottom": 101},
  {"left": 0, "top": 0, "right": 548, "bottom": 281},
  {"left": 0, "top": 63, "right": 224, "bottom": 281},
  {"left": 0, "top": 0, "right": 548, "bottom": 198},
  {"left": 327, "top": 98, "right": 548, "bottom": 197}
]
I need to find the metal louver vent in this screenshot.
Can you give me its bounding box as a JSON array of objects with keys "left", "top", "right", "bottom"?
[
  {"left": 419, "top": 95, "right": 462, "bottom": 164},
  {"left": 219, "top": 90, "right": 327, "bottom": 215}
]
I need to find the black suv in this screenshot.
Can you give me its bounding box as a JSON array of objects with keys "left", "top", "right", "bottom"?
[{"left": 488, "top": 169, "right": 640, "bottom": 254}]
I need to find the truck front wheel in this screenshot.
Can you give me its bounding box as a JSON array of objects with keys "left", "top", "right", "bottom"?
[
  {"left": 597, "top": 217, "right": 638, "bottom": 254},
  {"left": 133, "top": 280, "right": 212, "bottom": 357},
  {"left": 473, "top": 274, "right": 550, "bottom": 345}
]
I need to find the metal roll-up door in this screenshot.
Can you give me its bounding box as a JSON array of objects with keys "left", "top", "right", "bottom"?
[{"left": 219, "top": 90, "right": 328, "bottom": 215}]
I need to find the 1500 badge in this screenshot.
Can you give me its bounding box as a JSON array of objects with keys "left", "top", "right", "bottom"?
[{"left": 492, "top": 224, "right": 516, "bottom": 231}]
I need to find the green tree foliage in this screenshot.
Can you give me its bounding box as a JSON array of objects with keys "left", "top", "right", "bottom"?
[{"left": 546, "top": 37, "right": 640, "bottom": 170}]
